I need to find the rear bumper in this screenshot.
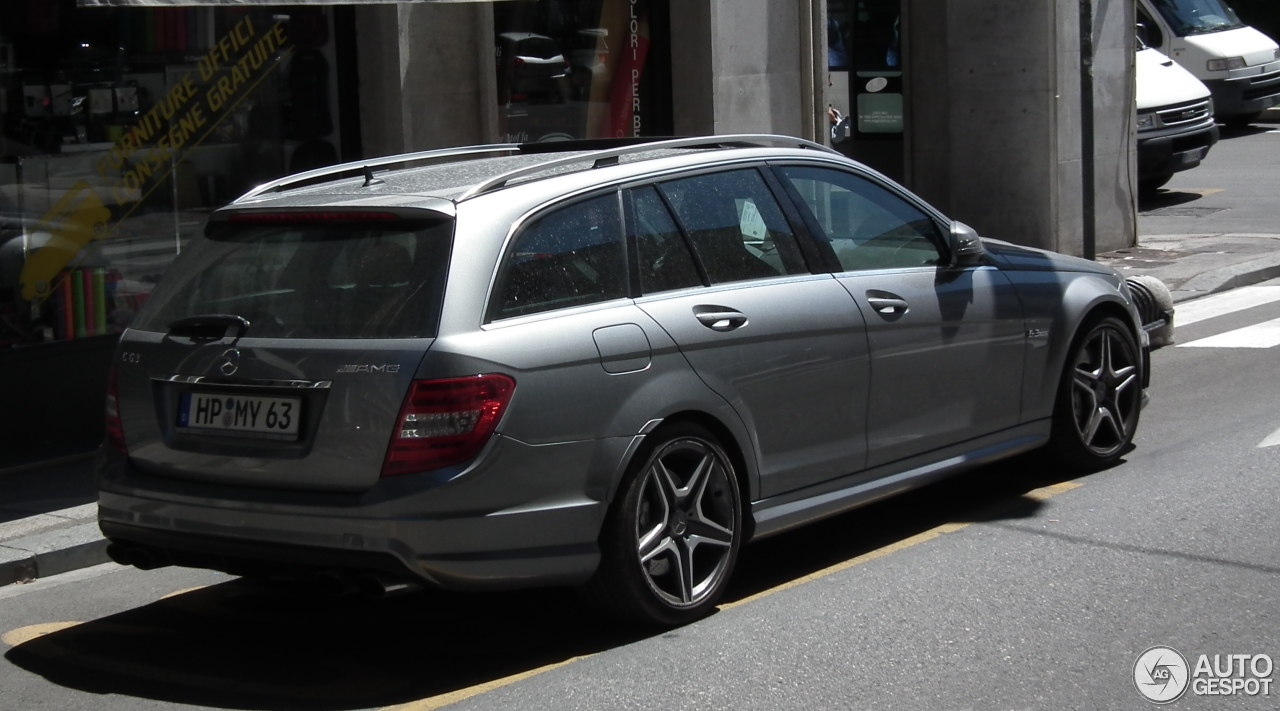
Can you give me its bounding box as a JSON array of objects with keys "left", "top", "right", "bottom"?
[
  {"left": 96, "top": 434, "right": 628, "bottom": 590},
  {"left": 1137, "top": 123, "right": 1219, "bottom": 180}
]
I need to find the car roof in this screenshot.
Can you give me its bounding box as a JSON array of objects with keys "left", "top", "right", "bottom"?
[
  {"left": 497, "top": 32, "right": 554, "bottom": 42},
  {"left": 230, "top": 136, "right": 844, "bottom": 213}
]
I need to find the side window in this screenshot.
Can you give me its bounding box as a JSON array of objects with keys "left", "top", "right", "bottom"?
[
  {"left": 658, "top": 169, "right": 809, "bottom": 285},
  {"left": 780, "top": 166, "right": 943, "bottom": 271},
  {"left": 491, "top": 194, "right": 627, "bottom": 320},
  {"left": 625, "top": 186, "right": 703, "bottom": 294},
  {"left": 1137, "top": 6, "right": 1165, "bottom": 47}
]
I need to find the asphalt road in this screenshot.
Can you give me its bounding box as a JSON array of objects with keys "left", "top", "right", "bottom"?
[
  {"left": 3, "top": 283, "right": 1280, "bottom": 710},
  {"left": 1139, "top": 120, "right": 1280, "bottom": 235}
]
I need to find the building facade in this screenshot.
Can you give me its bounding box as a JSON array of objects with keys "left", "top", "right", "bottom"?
[{"left": 0, "top": 0, "right": 1136, "bottom": 466}]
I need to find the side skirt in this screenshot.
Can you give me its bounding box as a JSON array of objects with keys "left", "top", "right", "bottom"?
[{"left": 749, "top": 420, "right": 1051, "bottom": 541}]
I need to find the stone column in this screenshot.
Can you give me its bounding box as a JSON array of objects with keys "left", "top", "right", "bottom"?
[
  {"left": 671, "top": 0, "right": 810, "bottom": 138},
  {"left": 906, "top": 0, "right": 1135, "bottom": 255},
  {"left": 354, "top": 2, "right": 498, "bottom": 159}
]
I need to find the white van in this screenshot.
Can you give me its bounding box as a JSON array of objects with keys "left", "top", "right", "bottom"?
[
  {"left": 1136, "top": 0, "right": 1280, "bottom": 126},
  {"left": 1136, "top": 39, "right": 1219, "bottom": 194}
]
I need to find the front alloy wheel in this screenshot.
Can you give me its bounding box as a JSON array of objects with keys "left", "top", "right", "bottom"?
[
  {"left": 1051, "top": 316, "right": 1141, "bottom": 468},
  {"left": 588, "top": 423, "right": 742, "bottom": 626}
]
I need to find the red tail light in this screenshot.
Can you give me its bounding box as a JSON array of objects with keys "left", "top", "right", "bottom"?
[
  {"left": 382, "top": 374, "right": 516, "bottom": 477},
  {"left": 106, "top": 365, "right": 127, "bottom": 454}
]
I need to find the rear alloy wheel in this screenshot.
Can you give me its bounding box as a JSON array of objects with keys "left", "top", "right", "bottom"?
[
  {"left": 1050, "top": 317, "right": 1141, "bottom": 469},
  {"left": 589, "top": 423, "right": 741, "bottom": 626}
]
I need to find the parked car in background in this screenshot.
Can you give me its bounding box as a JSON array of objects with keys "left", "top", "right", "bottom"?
[
  {"left": 1138, "top": 0, "right": 1280, "bottom": 126},
  {"left": 1136, "top": 37, "right": 1220, "bottom": 194},
  {"left": 568, "top": 28, "right": 610, "bottom": 101},
  {"left": 99, "top": 135, "right": 1153, "bottom": 627},
  {"left": 496, "top": 32, "right": 570, "bottom": 105}
]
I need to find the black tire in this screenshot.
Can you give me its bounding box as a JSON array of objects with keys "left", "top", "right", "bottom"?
[
  {"left": 1138, "top": 174, "right": 1173, "bottom": 197},
  {"left": 1048, "top": 316, "right": 1142, "bottom": 470},
  {"left": 586, "top": 422, "right": 742, "bottom": 626}
]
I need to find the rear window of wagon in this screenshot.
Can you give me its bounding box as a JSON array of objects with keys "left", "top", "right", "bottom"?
[{"left": 132, "top": 218, "right": 453, "bottom": 339}]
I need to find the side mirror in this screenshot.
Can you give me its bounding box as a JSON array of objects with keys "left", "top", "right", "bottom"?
[
  {"left": 1136, "top": 22, "right": 1150, "bottom": 48},
  {"left": 948, "top": 221, "right": 985, "bottom": 266}
]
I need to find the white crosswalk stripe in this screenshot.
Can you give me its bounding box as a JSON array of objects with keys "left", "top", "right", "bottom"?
[
  {"left": 1258, "top": 426, "right": 1280, "bottom": 449},
  {"left": 1176, "top": 286, "right": 1280, "bottom": 349},
  {"left": 1180, "top": 317, "right": 1280, "bottom": 349},
  {"left": 1174, "top": 286, "right": 1280, "bottom": 326}
]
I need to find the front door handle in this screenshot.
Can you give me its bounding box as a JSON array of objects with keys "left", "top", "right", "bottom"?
[
  {"left": 693, "top": 305, "right": 749, "bottom": 332},
  {"left": 866, "top": 291, "right": 910, "bottom": 315}
]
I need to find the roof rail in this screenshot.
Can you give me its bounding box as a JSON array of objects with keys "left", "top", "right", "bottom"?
[
  {"left": 456, "top": 134, "right": 839, "bottom": 201},
  {"left": 235, "top": 143, "right": 522, "bottom": 203}
]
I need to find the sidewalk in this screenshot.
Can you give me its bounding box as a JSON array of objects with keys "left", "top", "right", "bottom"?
[
  {"left": 6, "top": 227, "right": 1280, "bottom": 589},
  {"left": 1098, "top": 233, "right": 1280, "bottom": 303},
  {"left": 0, "top": 456, "right": 104, "bottom": 586}
]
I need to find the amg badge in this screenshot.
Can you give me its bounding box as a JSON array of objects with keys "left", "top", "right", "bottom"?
[{"left": 337, "top": 364, "right": 400, "bottom": 374}]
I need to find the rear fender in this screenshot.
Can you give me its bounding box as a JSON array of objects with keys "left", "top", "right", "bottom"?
[{"left": 591, "top": 365, "right": 759, "bottom": 508}]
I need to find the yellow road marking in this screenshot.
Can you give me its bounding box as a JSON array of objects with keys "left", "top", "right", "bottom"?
[
  {"left": 723, "top": 481, "right": 1082, "bottom": 611},
  {"left": 719, "top": 521, "right": 971, "bottom": 611},
  {"left": 1, "top": 622, "right": 81, "bottom": 648},
  {"left": 379, "top": 479, "right": 1084, "bottom": 711},
  {"left": 1026, "top": 480, "right": 1082, "bottom": 501},
  {"left": 381, "top": 656, "right": 593, "bottom": 711}
]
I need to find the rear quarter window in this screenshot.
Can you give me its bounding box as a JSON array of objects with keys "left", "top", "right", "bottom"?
[
  {"left": 132, "top": 219, "right": 452, "bottom": 339},
  {"left": 489, "top": 193, "right": 627, "bottom": 322}
]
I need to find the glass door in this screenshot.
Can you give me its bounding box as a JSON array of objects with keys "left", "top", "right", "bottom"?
[{"left": 827, "top": 0, "right": 905, "bottom": 182}]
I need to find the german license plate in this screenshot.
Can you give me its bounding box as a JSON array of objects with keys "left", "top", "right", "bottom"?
[{"left": 178, "top": 393, "right": 301, "bottom": 437}]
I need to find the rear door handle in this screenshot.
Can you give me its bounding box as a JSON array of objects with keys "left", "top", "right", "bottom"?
[
  {"left": 866, "top": 292, "right": 910, "bottom": 315},
  {"left": 693, "top": 306, "right": 749, "bottom": 332}
]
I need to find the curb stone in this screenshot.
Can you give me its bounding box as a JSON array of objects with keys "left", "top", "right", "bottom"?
[
  {"left": 0, "top": 522, "right": 110, "bottom": 587},
  {"left": 1170, "top": 253, "right": 1280, "bottom": 303}
]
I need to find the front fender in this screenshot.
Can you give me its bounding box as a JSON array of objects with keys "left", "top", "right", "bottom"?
[{"left": 1014, "top": 270, "right": 1142, "bottom": 422}]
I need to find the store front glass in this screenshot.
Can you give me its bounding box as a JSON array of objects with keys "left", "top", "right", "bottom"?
[
  {"left": 827, "top": 0, "right": 905, "bottom": 181},
  {"left": 0, "top": 2, "right": 345, "bottom": 463},
  {"left": 493, "top": 0, "right": 672, "bottom": 143},
  {"left": 0, "top": 2, "right": 344, "bottom": 351}
]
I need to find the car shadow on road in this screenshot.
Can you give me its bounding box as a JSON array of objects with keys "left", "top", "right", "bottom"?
[
  {"left": 723, "top": 450, "right": 1117, "bottom": 602},
  {"left": 4, "top": 451, "right": 1109, "bottom": 711},
  {"left": 1138, "top": 188, "right": 1205, "bottom": 213},
  {"left": 1216, "top": 123, "right": 1273, "bottom": 141}
]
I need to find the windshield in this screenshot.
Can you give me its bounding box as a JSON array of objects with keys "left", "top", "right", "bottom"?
[
  {"left": 132, "top": 219, "right": 453, "bottom": 339},
  {"left": 516, "top": 38, "right": 563, "bottom": 60},
  {"left": 1151, "top": 0, "right": 1245, "bottom": 36}
]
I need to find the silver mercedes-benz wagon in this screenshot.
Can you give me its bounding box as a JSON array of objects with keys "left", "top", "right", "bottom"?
[{"left": 99, "top": 135, "right": 1152, "bottom": 625}]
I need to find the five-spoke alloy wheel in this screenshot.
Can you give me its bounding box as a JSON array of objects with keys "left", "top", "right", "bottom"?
[
  {"left": 1050, "top": 316, "right": 1142, "bottom": 468},
  {"left": 588, "top": 422, "right": 742, "bottom": 626}
]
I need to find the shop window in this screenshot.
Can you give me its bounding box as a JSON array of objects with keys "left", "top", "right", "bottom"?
[
  {"left": 493, "top": 0, "right": 672, "bottom": 143},
  {"left": 0, "top": 4, "right": 345, "bottom": 349}
]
